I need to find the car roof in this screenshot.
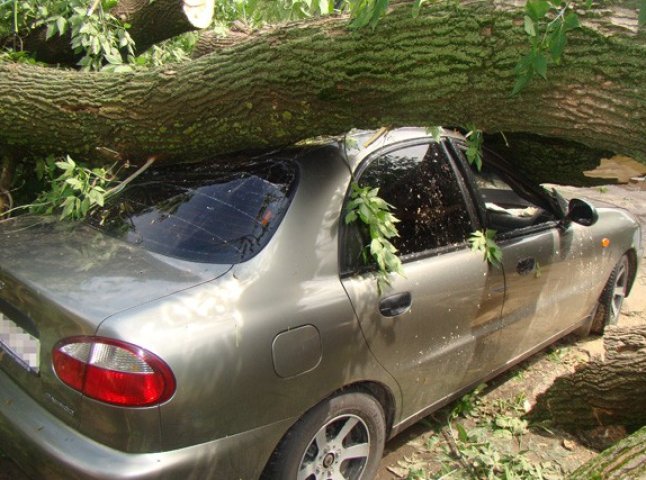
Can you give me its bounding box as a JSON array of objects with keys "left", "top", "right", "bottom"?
[{"left": 341, "top": 127, "right": 466, "bottom": 171}]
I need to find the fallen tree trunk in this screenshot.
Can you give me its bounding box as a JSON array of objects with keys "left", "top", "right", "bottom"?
[
  {"left": 0, "top": 0, "right": 644, "bottom": 167},
  {"left": 527, "top": 325, "right": 646, "bottom": 429},
  {"left": 567, "top": 426, "right": 646, "bottom": 480}
]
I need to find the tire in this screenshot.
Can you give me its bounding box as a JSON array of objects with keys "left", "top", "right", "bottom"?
[
  {"left": 590, "top": 254, "right": 631, "bottom": 335},
  {"left": 263, "top": 392, "right": 386, "bottom": 480}
]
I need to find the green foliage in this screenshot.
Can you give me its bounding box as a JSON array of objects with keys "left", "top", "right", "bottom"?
[
  {"left": 0, "top": 47, "right": 40, "bottom": 63},
  {"left": 349, "top": 0, "right": 389, "bottom": 29},
  {"left": 345, "top": 182, "right": 403, "bottom": 292},
  {"left": 438, "top": 424, "right": 557, "bottom": 480},
  {"left": 426, "top": 126, "right": 442, "bottom": 142},
  {"left": 0, "top": 0, "right": 136, "bottom": 70},
  {"left": 492, "top": 415, "right": 529, "bottom": 438},
  {"left": 136, "top": 32, "right": 198, "bottom": 67},
  {"left": 641, "top": 0, "right": 646, "bottom": 27},
  {"left": 30, "top": 155, "right": 116, "bottom": 219},
  {"left": 214, "top": 0, "right": 338, "bottom": 26},
  {"left": 513, "top": 0, "right": 582, "bottom": 95},
  {"left": 464, "top": 125, "right": 483, "bottom": 171},
  {"left": 449, "top": 384, "right": 486, "bottom": 420},
  {"left": 469, "top": 229, "right": 502, "bottom": 267}
]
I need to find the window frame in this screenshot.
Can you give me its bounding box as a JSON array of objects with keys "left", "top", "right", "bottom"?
[
  {"left": 339, "top": 139, "right": 481, "bottom": 278},
  {"left": 446, "top": 138, "right": 565, "bottom": 241}
]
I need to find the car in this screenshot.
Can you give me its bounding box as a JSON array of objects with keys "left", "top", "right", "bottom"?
[{"left": 0, "top": 127, "right": 642, "bottom": 480}]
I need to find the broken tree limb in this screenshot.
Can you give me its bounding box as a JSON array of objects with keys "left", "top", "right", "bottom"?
[
  {"left": 566, "top": 426, "right": 646, "bottom": 480},
  {"left": 3, "top": 0, "right": 213, "bottom": 65},
  {"left": 527, "top": 325, "right": 646, "bottom": 430}
]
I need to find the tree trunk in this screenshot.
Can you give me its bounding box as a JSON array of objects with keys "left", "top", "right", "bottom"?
[
  {"left": 567, "top": 426, "right": 646, "bottom": 480},
  {"left": 527, "top": 325, "right": 646, "bottom": 429},
  {"left": 0, "top": 0, "right": 644, "bottom": 168},
  {"left": 4, "top": 0, "right": 211, "bottom": 65}
]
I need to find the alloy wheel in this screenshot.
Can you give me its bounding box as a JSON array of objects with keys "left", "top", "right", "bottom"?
[{"left": 297, "top": 414, "right": 371, "bottom": 480}]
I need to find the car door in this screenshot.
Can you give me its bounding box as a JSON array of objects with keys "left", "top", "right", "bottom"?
[
  {"left": 339, "top": 140, "right": 505, "bottom": 421},
  {"left": 453, "top": 145, "right": 594, "bottom": 358}
]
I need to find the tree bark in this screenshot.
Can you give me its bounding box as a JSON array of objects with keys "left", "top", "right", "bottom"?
[
  {"left": 0, "top": 0, "right": 644, "bottom": 168},
  {"left": 527, "top": 325, "right": 646, "bottom": 429},
  {"left": 567, "top": 426, "right": 646, "bottom": 480},
  {"left": 4, "top": 0, "right": 210, "bottom": 65}
]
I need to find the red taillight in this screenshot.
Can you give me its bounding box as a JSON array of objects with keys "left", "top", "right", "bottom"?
[{"left": 52, "top": 337, "right": 176, "bottom": 407}]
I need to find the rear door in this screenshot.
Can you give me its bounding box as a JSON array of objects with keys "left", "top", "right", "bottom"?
[{"left": 340, "top": 140, "right": 505, "bottom": 421}]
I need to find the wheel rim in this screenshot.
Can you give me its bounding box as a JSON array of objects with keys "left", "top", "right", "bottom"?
[
  {"left": 609, "top": 257, "right": 629, "bottom": 324},
  {"left": 297, "top": 414, "right": 371, "bottom": 480}
]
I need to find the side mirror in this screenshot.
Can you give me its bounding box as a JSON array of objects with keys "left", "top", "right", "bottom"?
[{"left": 566, "top": 198, "right": 598, "bottom": 227}]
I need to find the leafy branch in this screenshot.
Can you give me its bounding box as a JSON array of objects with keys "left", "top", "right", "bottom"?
[
  {"left": 31, "top": 155, "right": 117, "bottom": 219},
  {"left": 469, "top": 228, "right": 502, "bottom": 267},
  {"left": 345, "top": 182, "right": 403, "bottom": 292},
  {"left": 513, "top": 0, "right": 582, "bottom": 95},
  {"left": 464, "top": 125, "right": 484, "bottom": 171}
]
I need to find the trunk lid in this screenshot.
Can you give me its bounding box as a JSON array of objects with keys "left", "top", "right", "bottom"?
[{"left": 0, "top": 216, "right": 230, "bottom": 428}]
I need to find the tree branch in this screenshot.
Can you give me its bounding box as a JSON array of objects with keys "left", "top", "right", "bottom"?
[{"left": 3, "top": 0, "right": 212, "bottom": 65}]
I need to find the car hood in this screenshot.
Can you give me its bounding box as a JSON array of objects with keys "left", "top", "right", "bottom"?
[{"left": 0, "top": 216, "right": 231, "bottom": 327}]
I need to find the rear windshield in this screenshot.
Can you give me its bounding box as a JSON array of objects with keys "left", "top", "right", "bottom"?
[{"left": 87, "top": 157, "right": 298, "bottom": 264}]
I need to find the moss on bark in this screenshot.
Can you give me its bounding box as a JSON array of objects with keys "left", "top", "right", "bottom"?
[{"left": 0, "top": 1, "right": 644, "bottom": 177}]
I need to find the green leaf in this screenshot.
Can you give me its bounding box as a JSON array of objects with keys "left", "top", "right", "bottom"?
[
  {"left": 639, "top": 0, "right": 646, "bottom": 27},
  {"left": 563, "top": 11, "right": 581, "bottom": 32},
  {"left": 533, "top": 52, "right": 548, "bottom": 79},
  {"left": 427, "top": 126, "right": 442, "bottom": 142},
  {"left": 80, "top": 197, "right": 90, "bottom": 217},
  {"left": 45, "top": 22, "right": 57, "bottom": 40},
  {"left": 549, "top": 29, "right": 567, "bottom": 62},
  {"left": 345, "top": 210, "right": 358, "bottom": 224},
  {"left": 55, "top": 159, "right": 75, "bottom": 171},
  {"left": 456, "top": 423, "right": 469, "bottom": 443},
  {"left": 65, "top": 177, "right": 83, "bottom": 190},
  {"left": 524, "top": 16, "right": 536, "bottom": 37},
  {"left": 56, "top": 16, "right": 67, "bottom": 36},
  {"left": 512, "top": 73, "right": 531, "bottom": 96},
  {"left": 104, "top": 51, "right": 124, "bottom": 65},
  {"left": 525, "top": 0, "right": 550, "bottom": 21}
]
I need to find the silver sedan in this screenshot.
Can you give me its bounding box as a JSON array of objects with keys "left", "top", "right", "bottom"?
[{"left": 0, "top": 128, "right": 642, "bottom": 480}]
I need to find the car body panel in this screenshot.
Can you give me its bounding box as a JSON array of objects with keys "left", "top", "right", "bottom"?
[
  {"left": 342, "top": 248, "right": 505, "bottom": 422},
  {"left": 0, "top": 367, "right": 292, "bottom": 480}
]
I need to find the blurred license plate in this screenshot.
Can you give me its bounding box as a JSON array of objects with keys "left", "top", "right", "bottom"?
[{"left": 0, "top": 312, "right": 40, "bottom": 373}]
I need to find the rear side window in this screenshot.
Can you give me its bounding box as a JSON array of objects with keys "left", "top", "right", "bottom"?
[
  {"left": 87, "top": 158, "right": 297, "bottom": 264},
  {"left": 359, "top": 142, "right": 473, "bottom": 255},
  {"left": 341, "top": 142, "right": 474, "bottom": 273}
]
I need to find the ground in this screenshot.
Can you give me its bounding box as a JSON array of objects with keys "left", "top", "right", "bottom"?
[{"left": 1, "top": 179, "right": 645, "bottom": 480}]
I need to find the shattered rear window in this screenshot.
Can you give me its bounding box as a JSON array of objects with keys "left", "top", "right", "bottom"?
[{"left": 87, "top": 157, "right": 298, "bottom": 264}]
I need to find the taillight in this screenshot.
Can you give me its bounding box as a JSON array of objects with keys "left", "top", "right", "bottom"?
[{"left": 52, "top": 337, "right": 175, "bottom": 407}]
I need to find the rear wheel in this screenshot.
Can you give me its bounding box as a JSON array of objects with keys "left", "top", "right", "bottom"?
[
  {"left": 591, "top": 254, "right": 630, "bottom": 334},
  {"left": 264, "top": 392, "right": 385, "bottom": 480}
]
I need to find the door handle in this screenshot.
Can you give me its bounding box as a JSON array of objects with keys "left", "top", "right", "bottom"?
[
  {"left": 379, "top": 292, "right": 412, "bottom": 317},
  {"left": 516, "top": 257, "right": 536, "bottom": 276}
]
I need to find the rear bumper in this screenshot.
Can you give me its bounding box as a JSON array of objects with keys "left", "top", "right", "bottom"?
[{"left": 0, "top": 370, "right": 292, "bottom": 480}]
